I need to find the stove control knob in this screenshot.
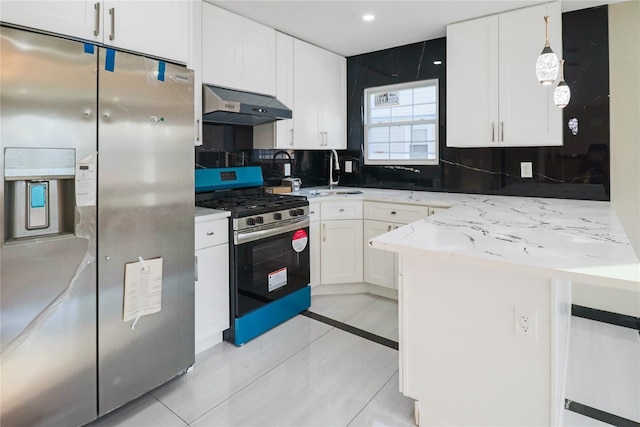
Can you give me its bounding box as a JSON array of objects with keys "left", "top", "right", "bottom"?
[
  {"left": 289, "top": 209, "right": 298, "bottom": 217},
  {"left": 296, "top": 208, "right": 305, "bottom": 216},
  {"left": 255, "top": 216, "right": 264, "bottom": 224},
  {"left": 246, "top": 217, "right": 255, "bottom": 226},
  {"left": 273, "top": 213, "right": 283, "bottom": 220}
]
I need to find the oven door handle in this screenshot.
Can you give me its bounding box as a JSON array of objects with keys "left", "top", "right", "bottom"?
[{"left": 235, "top": 217, "right": 310, "bottom": 245}]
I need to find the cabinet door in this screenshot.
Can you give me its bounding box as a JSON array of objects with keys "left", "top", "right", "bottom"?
[
  {"left": 104, "top": 1, "right": 189, "bottom": 63},
  {"left": 319, "top": 48, "right": 347, "bottom": 149},
  {"left": 275, "top": 32, "right": 295, "bottom": 147},
  {"left": 309, "top": 220, "right": 321, "bottom": 287},
  {"left": 446, "top": 15, "right": 499, "bottom": 147},
  {"left": 499, "top": 2, "right": 562, "bottom": 146},
  {"left": 293, "top": 39, "right": 323, "bottom": 149},
  {"left": 320, "top": 220, "right": 363, "bottom": 284},
  {"left": 202, "top": 3, "right": 242, "bottom": 87},
  {"left": 195, "top": 244, "right": 229, "bottom": 354},
  {"left": 0, "top": 1, "right": 99, "bottom": 42},
  {"left": 363, "top": 220, "right": 396, "bottom": 289},
  {"left": 242, "top": 19, "right": 276, "bottom": 95}
]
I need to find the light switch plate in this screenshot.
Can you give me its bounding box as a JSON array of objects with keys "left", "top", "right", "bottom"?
[{"left": 520, "top": 162, "right": 533, "bottom": 178}]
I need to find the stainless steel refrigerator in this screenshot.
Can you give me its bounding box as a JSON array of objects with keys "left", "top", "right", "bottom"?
[{"left": 0, "top": 26, "right": 195, "bottom": 426}]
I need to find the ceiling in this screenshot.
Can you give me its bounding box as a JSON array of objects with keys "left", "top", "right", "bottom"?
[{"left": 207, "top": 0, "right": 619, "bottom": 57}]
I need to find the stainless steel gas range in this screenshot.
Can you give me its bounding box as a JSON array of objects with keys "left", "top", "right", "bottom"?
[{"left": 195, "top": 166, "right": 310, "bottom": 346}]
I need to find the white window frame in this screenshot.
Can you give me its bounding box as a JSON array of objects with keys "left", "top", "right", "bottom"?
[{"left": 364, "top": 79, "right": 439, "bottom": 166}]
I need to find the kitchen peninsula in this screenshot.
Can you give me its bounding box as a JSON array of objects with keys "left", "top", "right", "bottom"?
[{"left": 366, "top": 192, "right": 639, "bottom": 426}]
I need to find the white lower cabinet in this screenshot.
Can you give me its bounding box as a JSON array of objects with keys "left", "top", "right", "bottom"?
[
  {"left": 309, "top": 202, "right": 321, "bottom": 287},
  {"left": 364, "top": 220, "right": 400, "bottom": 289},
  {"left": 319, "top": 200, "right": 363, "bottom": 285},
  {"left": 312, "top": 198, "right": 448, "bottom": 289},
  {"left": 194, "top": 213, "right": 229, "bottom": 354},
  {"left": 363, "top": 201, "right": 440, "bottom": 290},
  {"left": 320, "top": 219, "right": 363, "bottom": 284}
]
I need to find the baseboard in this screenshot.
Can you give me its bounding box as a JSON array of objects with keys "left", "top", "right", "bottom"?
[{"left": 311, "top": 282, "right": 398, "bottom": 301}]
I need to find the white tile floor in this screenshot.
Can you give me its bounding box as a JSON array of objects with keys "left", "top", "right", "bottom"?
[
  {"left": 87, "top": 294, "right": 413, "bottom": 427},
  {"left": 308, "top": 293, "right": 399, "bottom": 342}
]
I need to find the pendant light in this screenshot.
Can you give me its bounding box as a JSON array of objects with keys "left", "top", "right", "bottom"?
[
  {"left": 554, "top": 60, "right": 571, "bottom": 108},
  {"left": 535, "top": 16, "right": 560, "bottom": 85}
]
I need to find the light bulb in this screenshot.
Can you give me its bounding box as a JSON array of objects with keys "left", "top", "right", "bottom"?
[
  {"left": 536, "top": 16, "right": 559, "bottom": 85},
  {"left": 554, "top": 60, "right": 571, "bottom": 108}
]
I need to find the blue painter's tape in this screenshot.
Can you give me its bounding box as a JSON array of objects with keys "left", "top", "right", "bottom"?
[
  {"left": 158, "top": 61, "right": 166, "bottom": 82},
  {"left": 83, "top": 43, "right": 95, "bottom": 54},
  {"left": 105, "top": 48, "right": 115, "bottom": 72}
]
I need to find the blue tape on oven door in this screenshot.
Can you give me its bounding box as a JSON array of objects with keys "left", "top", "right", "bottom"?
[
  {"left": 105, "top": 48, "right": 115, "bottom": 72},
  {"left": 84, "top": 43, "right": 95, "bottom": 54},
  {"left": 157, "top": 61, "right": 166, "bottom": 82}
]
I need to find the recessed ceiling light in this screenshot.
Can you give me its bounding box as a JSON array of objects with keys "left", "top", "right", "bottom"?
[
  {"left": 433, "top": 60, "right": 442, "bottom": 65},
  {"left": 362, "top": 14, "right": 375, "bottom": 21}
]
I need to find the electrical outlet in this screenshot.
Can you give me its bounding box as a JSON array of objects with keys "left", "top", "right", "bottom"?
[
  {"left": 520, "top": 162, "right": 533, "bottom": 178},
  {"left": 515, "top": 306, "right": 538, "bottom": 340},
  {"left": 345, "top": 160, "right": 353, "bottom": 173}
]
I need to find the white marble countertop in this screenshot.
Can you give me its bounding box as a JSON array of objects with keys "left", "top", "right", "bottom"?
[
  {"left": 294, "top": 187, "right": 640, "bottom": 291},
  {"left": 194, "top": 206, "right": 230, "bottom": 223}
]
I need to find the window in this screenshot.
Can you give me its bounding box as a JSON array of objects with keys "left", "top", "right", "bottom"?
[{"left": 364, "top": 79, "right": 439, "bottom": 165}]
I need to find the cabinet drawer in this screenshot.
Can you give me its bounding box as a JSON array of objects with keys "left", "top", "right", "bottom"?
[
  {"left": 309, "top": 201, "right": 321, "bottom": 223},
  {"left": 195, "top": 219, "right": 228, "bottom": 250},
  {"left": 321, "top": 200, "right": 362, "bottom": 220},
  {"left": 364, "top": 201, "right": 428, "bottom": 224}
]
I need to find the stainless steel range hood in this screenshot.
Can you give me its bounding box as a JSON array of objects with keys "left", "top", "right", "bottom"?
[{"left": 202, "top": 85, "right": 292, "bottom": 126}]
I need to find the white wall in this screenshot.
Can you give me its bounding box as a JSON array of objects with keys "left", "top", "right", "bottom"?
[{"left": 609, "top": 0, "right": 640, "bottom": 257}]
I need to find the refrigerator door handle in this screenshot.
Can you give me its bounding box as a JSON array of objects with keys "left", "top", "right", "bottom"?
[
  {"left": 109, "top": 8, "right": 115, "bottom": 41},
  {"left": 94, "top": 2, "right": 101, "bottom": 36},
  {"left": 194, "top": 256, "right": 198, "bottom": 282}
]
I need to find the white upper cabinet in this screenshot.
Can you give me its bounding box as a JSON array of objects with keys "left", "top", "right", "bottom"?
[
  {"left": 0, "top": 0, "right": 190, "bottom": 63},
  {"left": 447, "top": 2, "right": 562, "bottom": 147},
  {"left": 293, "top": 39, "right": 346, "bottom": 149},
  {"left": 254, "top": 31, "right": 295, "bottom": 148},
  {"left": 201, "top": 3, "right": 276, "bottom": 96}
]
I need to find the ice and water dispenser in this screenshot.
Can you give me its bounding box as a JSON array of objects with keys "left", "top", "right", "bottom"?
[{"left": 3, "top": 148, "right": 76, "bottom": 242}]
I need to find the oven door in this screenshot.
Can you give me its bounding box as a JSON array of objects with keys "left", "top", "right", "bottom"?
[{"left": 233, "top": 217, "right": 310, "bottom": 317}]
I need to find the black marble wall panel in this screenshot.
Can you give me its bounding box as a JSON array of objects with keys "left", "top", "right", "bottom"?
[{"left": 196, "top": 6, "right": 610, "bottom": 201}]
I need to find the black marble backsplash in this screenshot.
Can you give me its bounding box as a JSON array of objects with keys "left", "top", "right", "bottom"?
[{"left": 196, "top": 6, "right": 610, "bottom": 201}]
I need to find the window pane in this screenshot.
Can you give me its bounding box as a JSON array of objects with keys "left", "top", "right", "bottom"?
[
  {"left": 391, "top": 106, "right": 413, "bottom": 123},
  {"left": 389, "top": 125, "right": 411, "bottom": 141},
  {"left": 413, "top": 86, "right": 436, "bottom": 104},
  {"left": 370, "top": 106, "right": 391, "bottom": 124},
  {"left": 368, "top": 127, "right": 389, "bottom": 143},
  {"left": 368, "top": 143, "right": 390, "bottom": 160},
  {"left": 414, "top": 104, "right": 437, "bottom": 121},
  {"left": 397, "top": 89, "right": 414, "bottom": 106}
]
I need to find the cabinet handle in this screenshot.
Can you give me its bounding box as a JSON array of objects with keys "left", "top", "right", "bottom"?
[
  {"left": 491, "top": 122, "right": 495, "bottom": 142},
  {"left": 194, "top": 256, "right": 199, "bottom": 282},
  {"left": 206, "top": 231, "right": 214, "bottom": 236},
  {"left": 322, "top": 223, "right": 326, "bottom": 242},
  {"left": 501, "top": 122, "right": 504, "bottom": 142},
  {"left": 310, "top": 210, "right": 316, "bottom": 214},
  {"left": 94, "top": 3, "right": 100, "bottom": 36},
  {"left": 196, "top": 119, "right": 201, "bottom": 142},
  {"left": 390, "top": 211, "right": 397, "bottom": 215},
  {"left": 339, "top": 208, "right": 344, "bottom": 212},
  {"left": 324, "top": 132, "right": 328, "bottom": 146},
  {"left": 109, "top": 8, "right": 115, "bottom": 41},
  {"left": 290, "top": 129, "right": 294, "bottom": 146},
  {"left": 387, "top": 225, "right": 392, "bottom": 232}
]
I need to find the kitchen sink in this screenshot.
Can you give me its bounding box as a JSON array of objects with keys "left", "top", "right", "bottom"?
[{"left": 308, "top": 189, "right": 363, "bottom": 197}]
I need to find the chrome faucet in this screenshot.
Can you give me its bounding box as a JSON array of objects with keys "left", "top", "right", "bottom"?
[{"left": 328, "top": 149, "right": 340, "bottom": 189}]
